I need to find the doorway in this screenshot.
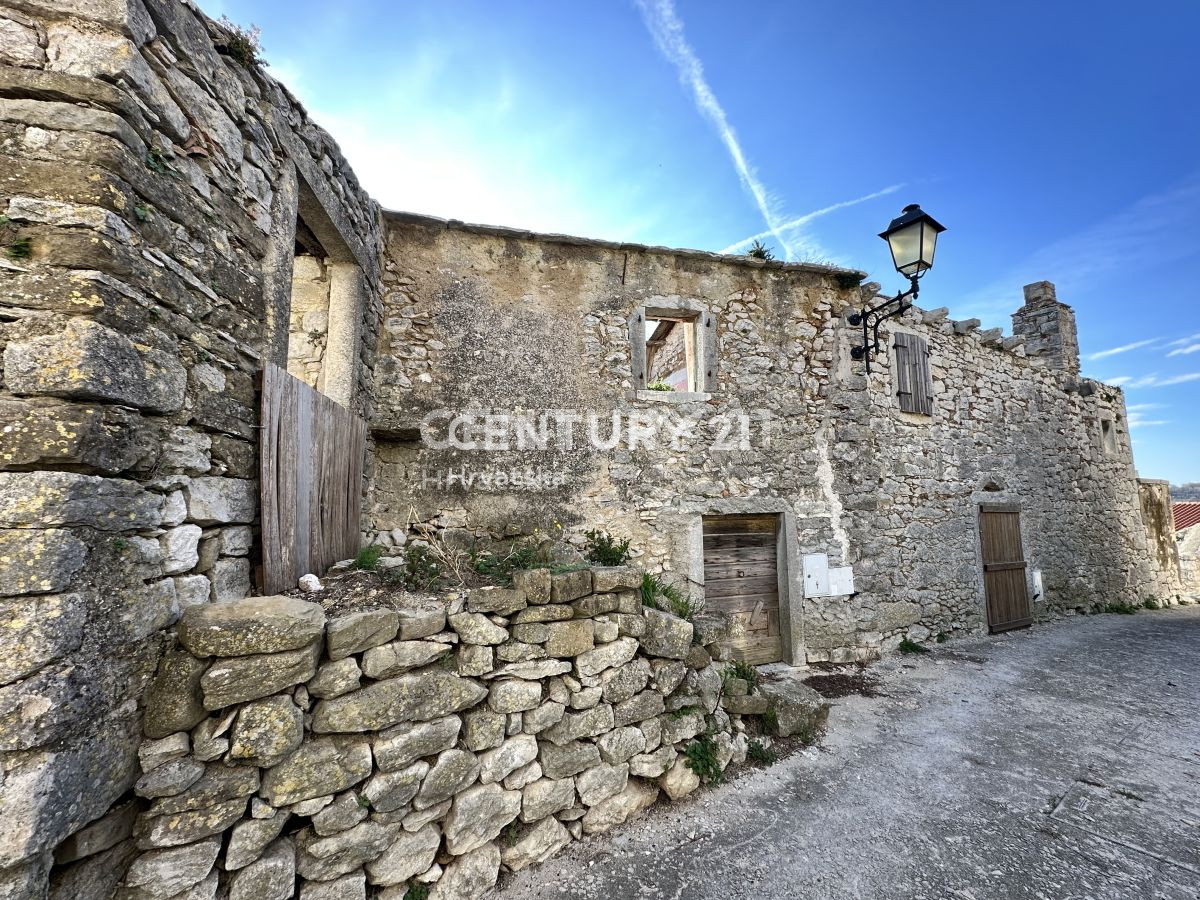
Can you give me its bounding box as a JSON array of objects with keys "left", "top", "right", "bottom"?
[
  {"left": 703, "top": 514, "right": 782, "bottom": 663},
  {"left": 979, "top": 506, "right": 1033, "bottom": 632}
]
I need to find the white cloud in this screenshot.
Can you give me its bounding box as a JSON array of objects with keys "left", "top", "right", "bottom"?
[
  {"left": 1112, "top": 372, "right": 1200, "bottom": 389},
  {"left": 718, "top": 184, "right": 905, "bottom": 256},
  {"left": 957, "top": 174, "right": 1200, "bottom": 323},
  {"left": 1085, "top": 338, "right": 1161, "bottom": 361},
  {"left": 1167, "top": 342, "right": 1200, "bottom": 357},
  {"left": 635, "top": 0, "right": 796, "bottom": 257}
]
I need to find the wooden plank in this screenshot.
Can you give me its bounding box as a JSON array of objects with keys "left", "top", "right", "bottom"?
[
  {"left": 913, "top": 335, "right": 933, "bottom": 415},
  {"left": 704, "top": 575, "right": 779, "bottom": 598},
  {"left": 258, "top": 363, "right": 368, "bottom": 594},
  {"left": 702, "top": 515, "right": 777, "bottom": 535},
  {"left": 895, "top": 332, "right": 914, "bottom": 411},
  {"left": 704, "top": 560, "right": 778, "bottom": 579}
]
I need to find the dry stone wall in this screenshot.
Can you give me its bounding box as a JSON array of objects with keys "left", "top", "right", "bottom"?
[
  {"left": 120, "top": 568, "right": 826, "bottom": 900},
  {"left": 0, "top": 1, "right": 384, "bottom": 894}
]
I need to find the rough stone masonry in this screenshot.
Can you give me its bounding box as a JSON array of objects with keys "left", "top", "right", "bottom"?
[{"left": 0, "top": 0, "right": 1184, "bottom": 898}]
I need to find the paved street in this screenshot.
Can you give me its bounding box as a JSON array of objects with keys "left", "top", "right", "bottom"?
[{"left": 498, "top": 607, "right": 1200, "bottom": 900}]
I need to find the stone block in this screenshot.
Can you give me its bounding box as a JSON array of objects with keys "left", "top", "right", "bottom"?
[
  {"left": 327, "top": 609, "right": 400, "bottom": 659},
  {"left": 226, "top": 815, "right": 290, "bottom": 870},
  {"left": 443, "top": 783, "right": 521, "bottom": 855},
  {"left": 457, "top": 644, "right": 495, "bottom": 677},
  {"left": 502, "top": 816, "right": 571, "bottom": 872},
  {"left": 296, "top": 821, "right": 397, "bottom": 882},
  {"left": 135, "top": 757, "right": 204, "bottom": 799},
  {"left": 160, "top": 524, "right": 201, "bottom": 575},
  {"left": 448, "top": 612, "right": 507, "bottom": 645},
  {"left": 362, "top": 641, "right": 451, "bottom": 679},
  {"left": 467, "top": 586, "right": 526, "bottom": 615},
  {"left": 0, "top": 591, "right": 85, "bottom": 686},
  {"left": 538, "top": 740, "right": 600, "bottom": 779},
  {"left": 575, "top": 637, "right": 638, "bottom": 677},
  {"left": 658, "top": 757, "right": 700, "bottom": 799},
  {"left": 396, "top": 604, "right": 446, "bottom": 640},
  {"left": 201, "top": 641, "right": 321, "bottom": 709},
  {"left": 229, "top": 695, "right": 304, "bottom": 767},
  {"left": 53, "top": 799, "right": 137, "bottom": 865},
  {"left": 0, "top": 528, "right": 86, "bottom": 596},
  {"left": 173, "top": 574, "right": 211, "bottom": 610},
  {"left": 179, "top": 595, "right": 325, "bottom": 657},
  {"left": 143, "top": 648, "right": 207, "bottom": 739},
  {"left": 590, "top": 566, "right": 641, "bottom": 592},
  {"left": 519, "top": 776, "right": 575, "bottom": 823},
  {"left": 488, "top": 679, "right": 543, "bottom": 714},
  {"left": 550, "top": 569, "right": 592, "bottom": 603},
  {"left": 136, "top": 797, "right": 247, "bottom": 849},
  {"left": 309, "top": 658, "right": 362, "bottom": 700},
  {"left": 572, "top": 593, "right": 620, "bottom": 618},
  {"left": 3, "top": 318, "right": 185, "bottom": 413},
  {"left": 260, "top": 736, "right": 373, "bottom": 806},
  {"left": 365, "top": 824, "right": 440, "bottom": 886},
  {"left": 414, "top": 749, "right": 479, "bottom": 810},
  {"left": 138, "top": 733, "right": 190, "bottom": 772},
  {"left": 299, "top": 872, "right": 366, "bottom": 900},
  {"left": 597, "top": 726, "right": 646, "bottom": 765},
  {"left": 428, "top": 841, "right": 500, "bottom": 899},
  {"left": 229, "top": 837, "right": 294, "bottom": 900},
  {"left": 512, "top": 567, "right": 551, "bottom": 603},
  {"left": 576, "top": 762, "right": 629, "bottom": 806},
  {"left": 461, "top": 706, "right": 506, "bottom": 751},
  {"left": 613, "top": 689, "right": 666, "bottom": 728},
  {"left": 374, "top": 715, "right": 461, "bottom": 772},
  {"left": 363, "top": 761, "right": 427, "bottom": 813},
  {"left": 629, "top": 745, "right": 675, "bottom": 778},
  {"left": 122, "top": 835, "right": 220, "bottom": 899},
  {"left": 0, "top": 471, "right": 161, "bottom": 531},
  {"left": 580, "top": 779, "right": 658, "bottom": 835},
  {"left": 208, "top": 557, "right": 251, "bottom": 602},
  {"left": 544, "top": 620, "right": 594, "bottom": 658},
  {"left": 759, "top": 679, "right": 830, "bottom": 738},
  {"left": 312, "top": 671, "right": 488, "bottom": 733},
  {"left": 184, "top": 477, "right": 256, "bottom": 526},
  {"left": 478, "top": 734, "right": 538, "bottom": 785},
  {"left": 510, "top": 604, "right": 573, "bottom": 624},
  {"left": 641, "top": 608, "right": 693, "bottom": 659}
]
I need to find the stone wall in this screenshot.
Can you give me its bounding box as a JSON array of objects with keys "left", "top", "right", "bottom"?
[
  {"left": 370, "top": 214, "right": 1182, "bottom": 667},
  {"left": 117, "top": 571, "right": 823, "bottom": 900},
  {"left": 1178, "top": 525, "right": 1200, "bottom": 599},
  {"left": 286, "top": 255, "right": 332, "bottom": 390},
  {"left": 0, "top": 1, "right": 384, "bottom": 894}
]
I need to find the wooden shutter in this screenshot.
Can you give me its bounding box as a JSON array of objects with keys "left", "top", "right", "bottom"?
[
  {"left": 895, "top": 332, "right": 933, "bottom": 415},
  {"left": 699, "top": 312, "right": 718, "bottom": 393},
  {"left": 628, "top": 307, "right": 647, "bottom": 391}
]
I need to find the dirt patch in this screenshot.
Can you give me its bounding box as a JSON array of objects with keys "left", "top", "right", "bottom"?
[
  {"left": 283, "top": 567, "right": 448, "bottom": 618},
  {"left": 803, "top": 666, "right": 883, "bottom": 699}
]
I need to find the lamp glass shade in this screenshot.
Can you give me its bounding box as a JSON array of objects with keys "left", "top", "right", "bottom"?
[{"left": 880, "top": 204, "right": 945, "bottom": 278}]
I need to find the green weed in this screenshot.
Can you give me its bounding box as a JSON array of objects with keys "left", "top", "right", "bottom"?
[
  {"left": 583, "top": 529, "right": 632, "bottom": 566},
  {"left": 353, "top": 544, "right": 385, "bottom": 571},
  {"left": 683, "top": 735, "right": 723, "bottom": 784},
  {"left": 899, "top": 637, "right": 928, "bottom": 654}
]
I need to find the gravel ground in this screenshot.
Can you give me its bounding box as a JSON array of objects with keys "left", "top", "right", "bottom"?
[{"left": 496, "top": 607, "right": 1200, "bottom": 899}]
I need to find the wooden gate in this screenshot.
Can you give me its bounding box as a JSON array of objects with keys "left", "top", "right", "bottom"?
[
  {"left": 979, "top": 506, "right": 1033, "bottom": 633},
  {"left": 703, "top": 515, "right": 781, "bottom": 664},
  {"left": 259, "top": 363, "right": 367, "bottom": 594}
]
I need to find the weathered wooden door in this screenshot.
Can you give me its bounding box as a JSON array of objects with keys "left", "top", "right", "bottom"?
[
  {"left": 979, "top": 506, "right": 1033, "bottom": 633},
  {"left": 703, "top": 515, "right": 781, "bottom": 664},
  {"left": 259, "top": 363, "right": 367, "bottom": 594}
]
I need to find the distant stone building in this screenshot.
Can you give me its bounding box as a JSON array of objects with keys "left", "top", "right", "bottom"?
[
  {"left": 1173, "top": 502, "right": 1200, "bottom": 598},
  {"left": 0, "top": 0, "right": 1184, "bottom": 896}
]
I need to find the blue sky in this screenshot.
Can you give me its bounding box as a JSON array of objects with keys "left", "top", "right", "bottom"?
[{"left": 203, "top": 0, "right": 1200, "bottom": 484}]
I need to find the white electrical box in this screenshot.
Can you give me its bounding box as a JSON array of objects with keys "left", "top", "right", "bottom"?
[
  {"left": 1032, "top": 569, "right": 1044, "bottom": 603},
  {"left": 828, "top": 566, "right": 856, "bottom": 596},
  {"left": 803, "top": 553, "right": 829, "bottom": 598}
]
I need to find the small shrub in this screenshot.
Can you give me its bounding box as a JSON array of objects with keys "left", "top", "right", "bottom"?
[
  {"left": 502, "top": 821, "right": 520, "bottom": 847},
  {"left": 111, "top": 537, "right": 129, "bottom": 553},
  {"left": 4, "top": 237, "right": 32, "bottom": 261},
  {"left": 471, "top": 540, "right": 539, "bottom": 586},
  {"left": 404, "top": 543, "right": 444, "bottom": 590},
  {"left": 899, "top": 637, "right": 928, "bottom": 654},
  {"left": 682, "top": 735, "right": 723, "bottom": 784},
  {"left": 746, "top": 239, "right": 775, "bottom": 261},
  {"left": 793, "top": 718, "right": 820, "bottom": 747},
  {"left": 647, "top": 380, "right": 673, "bottom": 392},
  {"left": 936, "top": 631, "right": 948, "bottom": 643},
  {"left": 133, "top": 204, "right": 152, "bottom": 223},
  {"left": 583, "top": 529, "right": 631, "bottom": 566},
  {"left": 217, "top": 15, "right": 264, "bottom": 67},
  {"left": 725, "top": 659, "right": 759, "bottom": 692},
  {"left": 144, "top": 149, "right": 175, "bottom": 176},
  {"left": 356, "top": 794, "right": 371, "bottom": 809},
  {"left": 353, "top": 544, "right": 385, "bottom": 571},
  {"left": 1105, "top": 602, "right": 1138, "bottom": 615},
  {"left": 747, "top": 739, "right": 776, "bottom": 765},
  {"left": 640, "top": 572, "right": 702, "bottom": 620},
  {"left": 403, "top": 883, "right": 430, "bottom": 900},
  {"left": 1142, "top": 598, "right": 1160, "bottom": 610}
]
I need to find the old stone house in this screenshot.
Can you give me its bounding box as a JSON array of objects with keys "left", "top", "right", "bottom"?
[
  {"left": 1173, "top": 502, "right": 1200, "bottom": 597},
  {"left": 0, "top": 0, "right": 1183, "bottom": 896}
]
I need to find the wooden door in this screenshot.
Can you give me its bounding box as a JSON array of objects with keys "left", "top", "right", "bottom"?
[
  {"left": 703, "top": 515, "right": 781, "bottom": 664},
  {"left": 259, "top": 363, "right": 367, "bottom": 594},
  {"left": 979, "top": 507, "right": 1032, "bottom": 633}
]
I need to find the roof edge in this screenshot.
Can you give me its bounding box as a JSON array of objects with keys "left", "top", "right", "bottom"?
[{"left": 381, "top": 209, "right": 868, "bottom": 280}]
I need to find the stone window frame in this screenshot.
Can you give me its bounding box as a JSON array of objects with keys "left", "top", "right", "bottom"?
[
  {"left": 262, "top": 164, "right": 367, "bottom": 411},
  {"left": 1099, "top": 417, "right": 1119, "bottom": 455},
  {"left": 627, "top": 298, "right": 718, "bottom": 403}
]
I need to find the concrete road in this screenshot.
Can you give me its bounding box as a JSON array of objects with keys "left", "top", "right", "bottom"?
[{"left": 497, "top": 607, "right": 1200, "bottom": 900}]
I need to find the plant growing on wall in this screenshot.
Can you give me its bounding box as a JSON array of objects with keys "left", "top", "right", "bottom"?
[
  {"left": 746, "top": 239, "right": 775, "bottom": 261},
  {"left": 471, "top": 540, "right": 540, "bottom": 586},
  {"left": 583, "top": 529, "right": 632, "bottom": 566},
  {"left": 683, "top": 734, "right": 723, "bottom": 783},
  {"left": 216, "top": 16, "right": 265, "bottom": 67},
  {"left": 640, "top": 572, "right": 703, "bottom": 620},
  {"left": 647, "top": 380, "right": 674, "bottom": 391}
]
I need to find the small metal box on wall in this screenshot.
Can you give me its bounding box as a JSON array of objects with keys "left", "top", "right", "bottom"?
[{"left": 804, "top": 554, "right": 856, "bottom": 598}]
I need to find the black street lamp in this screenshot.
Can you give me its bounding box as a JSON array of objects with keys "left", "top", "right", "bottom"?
[{"left": 849, "top": 204, "right": 946, "bottom": 372}]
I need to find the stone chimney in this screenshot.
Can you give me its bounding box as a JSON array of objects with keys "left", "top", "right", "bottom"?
[{"left": 1011, "top": 281, "right": 1080, "bottom": 374}]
